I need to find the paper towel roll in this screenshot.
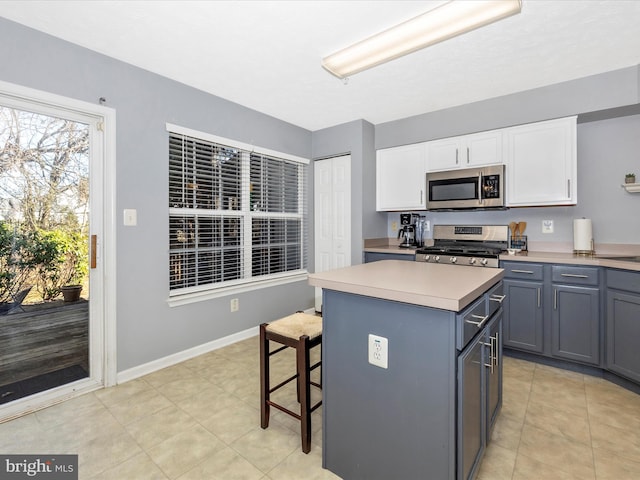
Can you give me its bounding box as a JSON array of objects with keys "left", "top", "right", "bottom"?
[{"left": 573, "top": 218, "right": 594, "bottom": 254}]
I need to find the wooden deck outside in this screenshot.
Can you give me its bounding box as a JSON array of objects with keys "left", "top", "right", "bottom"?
[{"left": 0, "top": 300, "right": 89, "bottom": 387}]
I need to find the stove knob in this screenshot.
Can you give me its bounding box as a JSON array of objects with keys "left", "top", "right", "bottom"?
[
  {"left": 450, "top": 257, "right": 457, "bottom": 264},
  {"left": 469, "top": 258, "right": 477, "bottom": 265},
  {"left": 434, "top": 255, "right": 440, "bottom": 262},
  {"left": 480, "top": 258, "right": 488, "bottom": 266},
  {"left": 424, "top": 255, "right": 431, "bottom": 262}
]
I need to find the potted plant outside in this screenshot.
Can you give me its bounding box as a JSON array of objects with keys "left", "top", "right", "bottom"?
[
  {"left": 60, "top": 284, "right": 83, "bottom": 302},
  {"left": 625, "top": 173, "right": 636, "bottom": 184}
]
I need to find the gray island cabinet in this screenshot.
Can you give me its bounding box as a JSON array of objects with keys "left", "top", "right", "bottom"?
[{"left": 309, "top": 260, "right": 504, "bottom": 480}]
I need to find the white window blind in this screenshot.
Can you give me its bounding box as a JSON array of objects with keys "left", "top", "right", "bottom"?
[{"left": 168, "top": 128, "right": 307, "bottom": 296}]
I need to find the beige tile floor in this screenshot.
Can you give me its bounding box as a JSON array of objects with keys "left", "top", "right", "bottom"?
[{"left": 1, "top": 337, "right": 640, "bottom": 479}]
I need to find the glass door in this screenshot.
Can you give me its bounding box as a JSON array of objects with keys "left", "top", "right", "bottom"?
[{"left": 0, "top": 103, "right": 93, "bottom": 405}]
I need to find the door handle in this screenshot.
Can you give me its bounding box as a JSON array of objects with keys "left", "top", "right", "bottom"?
[{"left": 91, "top": 234, "right": 97, "bottom": 269}]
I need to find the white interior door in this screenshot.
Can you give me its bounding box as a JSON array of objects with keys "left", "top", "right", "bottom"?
[{"left": 314, "top": 155, "right": 351, "bottom": 312}]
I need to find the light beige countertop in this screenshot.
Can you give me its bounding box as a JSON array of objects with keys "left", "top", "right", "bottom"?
[
  {"left": 364, "top": 246, "right": 417, "bottom": 255},
  {"left": 500, "top": 251, "right": 640, "bottom": 272},
  {"left": 362, "top": 238, "right": 640, "bottom": 272},
  {"left": 308, "top": 260, "right": 503, "bottom": 312},
  {"left": 363, "top": 237, "right": 432, "bottom": 255}
]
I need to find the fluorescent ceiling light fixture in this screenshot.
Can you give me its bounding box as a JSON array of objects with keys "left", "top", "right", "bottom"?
[{"left": 322, "top": 0, "right": 522, "bottom": 79}]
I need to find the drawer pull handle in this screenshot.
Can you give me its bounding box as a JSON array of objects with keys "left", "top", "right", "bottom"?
[
  {"left": 560, "top": 273, "right": 589, "bottom": 278},
  {"left": 490, "top": 294, "right": 506, "bottom": 303},
  {"left": 465, "top": 314, "right": 489, "bottom": 328},
  {"left": 512, "top": 269, "right": 534, "bottom": 274}
]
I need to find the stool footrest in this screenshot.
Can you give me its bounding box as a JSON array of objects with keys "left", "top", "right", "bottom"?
[
  {"left": 269, "top": 373, "right": 298, "bottom": 394},
  {"left": 267, "top": 399, "right": 323, "bottom": 420}
]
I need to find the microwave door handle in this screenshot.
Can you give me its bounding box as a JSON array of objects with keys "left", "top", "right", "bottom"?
[{"left": 478, "top": 171, "right": 483, "bottom": 205}]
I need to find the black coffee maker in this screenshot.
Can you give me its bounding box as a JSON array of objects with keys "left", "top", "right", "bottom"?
[{"left": 398, "top": 213, "right": 416, "bottom": 248}]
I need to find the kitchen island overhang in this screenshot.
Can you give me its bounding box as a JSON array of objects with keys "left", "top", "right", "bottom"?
[
  {"left": 309, "top": 260, "right": 504, "bottom": 312},
  {"left": 308, "top": 260, "right": 505, "bottom": 480}
]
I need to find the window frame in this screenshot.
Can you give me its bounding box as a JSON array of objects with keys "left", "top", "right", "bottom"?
[{"left": 166, "top": 123, "right": 309, "bottom": 307}]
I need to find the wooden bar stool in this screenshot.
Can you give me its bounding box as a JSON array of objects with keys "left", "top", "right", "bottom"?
[{"left": 260, "top": 312, "right": 322, "bottom": 453}]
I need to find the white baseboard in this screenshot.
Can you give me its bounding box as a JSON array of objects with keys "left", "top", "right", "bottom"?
[{"left": 116, "top": 326, "right": 259, "bottom": 384}]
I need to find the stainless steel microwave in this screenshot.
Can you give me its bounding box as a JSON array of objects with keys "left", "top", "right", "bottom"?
[{"left": 426, "top": 165, "right": 505, "bottom": 210}]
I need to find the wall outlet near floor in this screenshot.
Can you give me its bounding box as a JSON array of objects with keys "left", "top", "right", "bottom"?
[
  {"left": 368, "top": 334, "right": 388, "bottom": 369},
  {"left": 230, "top": 298, "right": 239, "bottom": 312},
  {"left": 542, "top": 220, "right": 554, "bottom": 234}
]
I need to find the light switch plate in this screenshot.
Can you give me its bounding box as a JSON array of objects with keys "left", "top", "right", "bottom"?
[{"left": 124, "top": 209, "right": 137, "bottom": 226}]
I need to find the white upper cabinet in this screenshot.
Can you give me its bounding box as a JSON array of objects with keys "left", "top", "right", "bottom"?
[
  {"left": 426, "top": 130, "right": 503, "bottom": 172},
  {"left": 376, "top": 143, "right": 427, "bottom": 211},
  {"left": 505, "top": 116, "right": 577, "bottom": 206}
]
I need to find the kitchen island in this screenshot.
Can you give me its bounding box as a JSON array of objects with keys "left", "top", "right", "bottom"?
[{"left": 308, "top": 260, "right": 504, "bottom": 480}]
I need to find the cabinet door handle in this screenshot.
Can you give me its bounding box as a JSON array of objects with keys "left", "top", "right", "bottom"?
[
  {"left": 490, "top": 294, "right": 506, "bottom": 303},
  {"left": 512, "top": 269, "right": 534, "bottom": 274},
  {"left": 560, "top": 273, "right": 588, "bottom": 278},
  {"left": 554, "top": 288, "right": 557, "bottom": 310},
  {"left": 455, "top": 148, "right": 459, "bottom": 164},
  {"left": 537, "top": 287, "right": 541, "bottom": 308},
  {"left": 483, "top": 337, "right": 494, "bottom": 373},
  {"left": 494, "top": 332, "right": 499, "bottom": 367},
  {"left": 466, "top": 314, "right": 489, "bottom": 328},
  {"left": 420, "top": 190, "right": 423, "bottom": 204},
  {"left": 467, "top": 147, "right": 470, "bottom": 164},
  {"left": 567, "top": 179, "right": 571, "bottom": 198}
]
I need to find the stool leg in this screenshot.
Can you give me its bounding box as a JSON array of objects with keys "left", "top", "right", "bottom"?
[
  {"left": 298, "top": 334, "right": 312, "bottom": 453},
  {"left": 260, "top": 323, "right": 270, "bottom": 429}
]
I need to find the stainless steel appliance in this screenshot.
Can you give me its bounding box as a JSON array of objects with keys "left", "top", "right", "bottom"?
[
  {"left": 415, "top": 224, "right": 509, "bottom": 268},
  {"left": 426, "top": 165, "right": 505, "bottom": 210}
]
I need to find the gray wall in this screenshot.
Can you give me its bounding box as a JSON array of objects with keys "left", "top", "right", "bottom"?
[
  {"left": 0, "top": 18, "right": 315, "bottom": 371},
  {"left": 311, "top": 120, "right": 387, "bottom": 267},
  {"left": 376, "top": 67, "right": 640, "bottom": 247},
  {"left": 375, "top": 65, "right": 640, "bottom": 148}
]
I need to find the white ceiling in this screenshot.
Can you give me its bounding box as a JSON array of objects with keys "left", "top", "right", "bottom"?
[{"left": 1, "top": 1, "right": 640, "bottom": 131}]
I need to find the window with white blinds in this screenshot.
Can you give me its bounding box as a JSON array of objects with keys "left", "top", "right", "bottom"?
[{"left": 168, "top": 127, "right": 307, "bottom": 296}]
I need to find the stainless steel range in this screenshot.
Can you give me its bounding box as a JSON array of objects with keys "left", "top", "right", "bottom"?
[{"left": 415, "top": 225, "right": 509, "bottom": 268}]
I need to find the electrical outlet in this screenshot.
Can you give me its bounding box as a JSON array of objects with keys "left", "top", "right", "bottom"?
[
  {"left": 368, "top": 334, "right": 388, "bottom": 369},
  {"left": 542, "top": 220, "right": 554, "bottom": 234},
  {"left": 230, "top": 298, "right": 239, "bottom": 312},
  {"left": 424, "top": 220, "right": 431, "bottom": 231},
  {"left": 391, "top": 221, "right": 398, "bottom": 231}
]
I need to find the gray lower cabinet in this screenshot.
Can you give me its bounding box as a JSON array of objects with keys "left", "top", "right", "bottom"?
[
  {"left": 551, "top": 284, "right": 600, "bottom": 365},
  {"left": 502, "top": 261, "right": 602, "bottom": 367},
  {"left": 458, "top": 333, "right": 485, "bottom": 480},
  {"left": 607, "top": 269, "right": 640, "bottom": 383},
  {"left": 458, "top": 307, "right": 503, "bottom": 480},
  {"left": 551, "top": 265, "right": 600, "bottom": 365},
  {"left": 502, "top": 269, "right": 544, "bottom": 352},
  {"left": 486, "top": 312, "right": 502, "bottom": 443}
]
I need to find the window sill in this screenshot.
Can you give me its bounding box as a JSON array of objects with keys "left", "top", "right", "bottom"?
[{"left": 167, "top": 271, "right": 309, "bottom": 307}]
